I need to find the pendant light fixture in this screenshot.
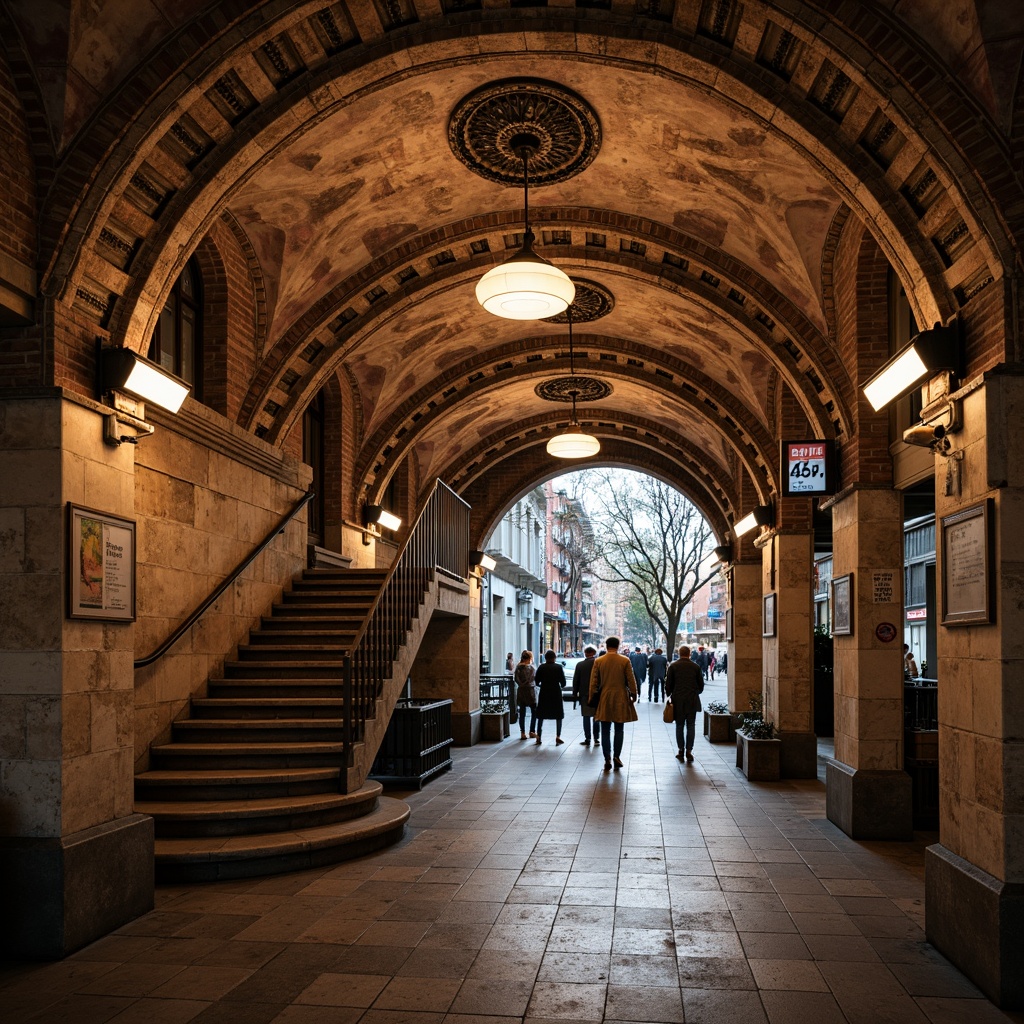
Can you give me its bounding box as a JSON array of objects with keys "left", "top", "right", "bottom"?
[
  {"left": 546, "top": 307, "right": 600, "bottom": 459},
  {"left": 476, "top": 133, "right": 576, "bottom": 320}
]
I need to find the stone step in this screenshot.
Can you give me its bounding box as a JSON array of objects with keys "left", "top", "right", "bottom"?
[
  {"left": 246, "top": 630, "right": 357, "bottom": 646},
  {"left": 259, "top": 616, "right": 360, "bottom": 632},
  {"left": 236, "top": 645, "right": 348, "bottom": 662},
  {"left": 173, "top": 718, "right": 345, "bottom": 744},
  {"left": 222, "top": 660, "right": 348, "bottom": 679},
  {"left": 135, "top": 766, "right": 342, "bottom": 801},
  {"left": 149, "top": 740, "right": 351, "bottom": 770},
  {"left": 208, "top": 677, "right": 346, "bottom": 697},
  {"left": 191, "top": 697, "right": 345, "bottom": 719},
  {"left": 280, "top": 590, "right": 378, "bottom": 604},
  {"left": 270, "top": 603, "right": 376, "bottom": 618},
  {"left": 137, "top": 785, "right": 381, "bottom": 838},
  {"left": 153, "top": 795, "right": 410, "bottom": 883}
]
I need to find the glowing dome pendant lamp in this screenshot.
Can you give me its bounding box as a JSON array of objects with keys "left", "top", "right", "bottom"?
[
  {"left": 476, "top": 133, "right": 575, "bottom": 320},
  {"left": 546, "top": 308, "right": 600, "bottom": 459}
]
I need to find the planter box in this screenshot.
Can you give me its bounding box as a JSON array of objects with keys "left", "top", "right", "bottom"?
[
  {"left": 737, "top": 732, "right": 782, "bottom": 781},
  {"left": 703, "top": 712, "right": 736, "bottom": 743},
  {"left": 481, "top": 711, "right": 509, "bottom": 742}
]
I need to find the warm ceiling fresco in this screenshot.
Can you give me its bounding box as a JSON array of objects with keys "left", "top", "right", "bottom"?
[{"left": 230, "top": 58, "right": 843, "bottom": 349}]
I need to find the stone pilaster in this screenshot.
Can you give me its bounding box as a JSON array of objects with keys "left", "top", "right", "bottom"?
[
  {"left": 727, "top": 560, "right": 762, "bottom": 718},
  {"left": 0, "top": 392, "right": 153, "bottom": 958},
  {"left": 762, "top": 531, "right": 816, "bottom": 778},
  {"left": 826, "top": 487, "right": 911, "bottom": 839},
  {"left": 925, "top": 371, "right": 1024, "bottom": 1009}
]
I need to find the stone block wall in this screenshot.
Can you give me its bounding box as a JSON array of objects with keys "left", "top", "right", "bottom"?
[
  {"left": 132, "top": 400, "right": 310, "bottom": 769},
  {"left": 0, "top": 391, "right": 135, "bottom": 840}
]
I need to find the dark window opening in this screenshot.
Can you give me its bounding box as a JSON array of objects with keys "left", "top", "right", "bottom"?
[{"left": 149, "top": 257, "right": 202, "bottom": 401}]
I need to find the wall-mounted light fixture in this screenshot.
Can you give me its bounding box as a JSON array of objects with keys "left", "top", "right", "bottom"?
[
  {"left": 862, "top": 321, "right": 959, "bottom": 412},
  {"left": 100, "top": 346, "right": 191, "bottom": 413},
  {"left": 470, "top": 550, "right": 497, "bottom": 573},
  {"left": 732, "top": 504, "right": 773, "bottom": 538},
  {"left": 364, "top": 505, "right": 402, "bottom": 532},
  {"left": 713, "top": 544, "right": 732, "bottom": 564}
]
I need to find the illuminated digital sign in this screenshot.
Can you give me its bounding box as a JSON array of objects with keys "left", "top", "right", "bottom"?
[{"left": 780, "top": 439, "right": 837, "bottom": 497}]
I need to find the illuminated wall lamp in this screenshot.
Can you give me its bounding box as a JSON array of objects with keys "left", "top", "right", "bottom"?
[
  {"left": 364, "top": 505, "right": 402, "bottom": 532},
  {"left": 100, "top": 346, "right": 191, "bottom": 414},
  {"left": 713, "top": 544, "right": 732, "bottom": 564},
  {"left": 861, "top": 321, "right": 959, "bottom": 412},
  {"left": 470, "top": 550, "right": 497, "bottom": 573},
  {"left": 732, "top": 504, "right": 773, "bottom": 538}
]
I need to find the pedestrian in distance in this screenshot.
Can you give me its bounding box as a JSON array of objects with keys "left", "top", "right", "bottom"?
[
  {"left": 628, "top": 646, "right": 649, "bottom": 692},
  {"left": 534, "top": 650, "right": 566, "bottom": 745},
  {"left": 505, "top": 652, "right": 515, "bottom": 672},
  {"left": 572, "top": 646, "right": 600, "bottom": 745},
  {"left": 647, "top": 647, "right": 668, "bottom": 702},
  {"left": 514, "top": 650, "right": 537, "bottom": 740},
  {"left": 665, "top": 644, "right": 704, "bottom": 762},
  {"left": 589, "top": 636, "right": 639, "bottom": 771}
]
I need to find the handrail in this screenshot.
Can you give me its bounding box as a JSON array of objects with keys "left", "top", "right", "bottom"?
[
  {"left": 341, "top": 480, "right": 470, "bottom": 788},
  {"left": 134, "top": 490, "right": 315, "bottom": 669}
]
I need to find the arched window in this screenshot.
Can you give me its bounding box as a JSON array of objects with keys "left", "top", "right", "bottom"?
[
  {"left": 303, "top": 389, "right": 326, "bottom": 541},
  {"left": 149, "top": 258, "right": 202, "bottom": 400}
]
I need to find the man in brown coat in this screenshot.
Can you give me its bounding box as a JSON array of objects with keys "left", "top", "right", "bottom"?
[{"left": 589, "top": 636, "right": 638, "bottom": 771}]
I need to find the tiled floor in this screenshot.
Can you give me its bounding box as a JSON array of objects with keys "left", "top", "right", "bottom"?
[{"left": 3, "top": 691, "right": 1022, "bottom": 1024}]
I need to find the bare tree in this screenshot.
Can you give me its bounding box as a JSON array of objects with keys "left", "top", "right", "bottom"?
[{"left": 579, "top": 471, "right": 717, "bottom": 650}]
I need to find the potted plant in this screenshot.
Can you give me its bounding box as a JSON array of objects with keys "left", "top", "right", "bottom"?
[
  {"left": 703, "top": 700, "right": 736, "bottom": 743},
  {"left": 736, "top": 694, "right": 781, "bottom": 780},
  {"left": 480, "top": 700, "right": 510, "bottom": 741}
]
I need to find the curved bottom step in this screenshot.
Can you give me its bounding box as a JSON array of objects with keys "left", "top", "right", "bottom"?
[{"left": 153, "top": 795, "right": 410, "bottom": 883}]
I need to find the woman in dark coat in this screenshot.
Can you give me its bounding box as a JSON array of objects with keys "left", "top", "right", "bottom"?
[
  {"left": 514, "top": 650, "right": 537, "bottom": 740},
  {"left": 533, "top": 649, "right": 566, "bottom": 745}
]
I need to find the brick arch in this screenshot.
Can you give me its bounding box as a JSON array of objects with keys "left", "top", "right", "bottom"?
[
  {"left": 460, "top": 440, "right": 734, "bottom": 553},
  {"left": 39, "top": 6, "right": 1017, "bottom": 391},
  {"left": 415, "top": 404, "right": 769, "bottom": 520},
  {"left": 348, "top": 345, "right": 778, "bottom": 506},
  {"left": 247, "top": 211, "right": 852, "bottom": 450}
]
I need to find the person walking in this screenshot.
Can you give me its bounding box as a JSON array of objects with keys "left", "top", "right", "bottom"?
[
  {"left": 628, "top": 646, "right": 649, "bottom": 694},
  {"left": 589, "top": 636, "right": 638, "bottom": 771},
  {"left": 647, "top": 647, "right": 668, "bottom": 702},
  {"left": 505, "top": 652, "right": 515, "bottom": 672},
  {"left": 903, "top": 643, "right": 920, "bottom": 680},
  {"left": 534, "top": 650, "right": 566, "bottom": 745},
  {"left": 514, "top": 650, "right": 537, "bottom": 740},
  {"left": 572, "top": 646, "right": 600, "bottom": 745},
  {"left": 665, "top": 644, "right": 704, "bottom": 762}
]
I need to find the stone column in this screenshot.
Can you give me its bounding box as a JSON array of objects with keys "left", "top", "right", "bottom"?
[
  {"left": 925, "top": 372, "right": 1024, "bottom": 1009},
  {"left": 826, "top": 487, "right": 911, "bottom": 839},
  {"left": 727, "top": 559, "right": 762, "bottom": 717},
  {"left": 762, "top": 530, "right": 817, "bottom": 777},
  {"left": 0, "top": 393, "right": 153, "bottom": 959},
  {"left": 411, "top": 578, "right": 479, "bottom": 746}
]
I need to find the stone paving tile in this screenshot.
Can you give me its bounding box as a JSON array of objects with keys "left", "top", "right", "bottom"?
[{"left": 5, "top": 705, "right": 1022, "bottom": 1024}]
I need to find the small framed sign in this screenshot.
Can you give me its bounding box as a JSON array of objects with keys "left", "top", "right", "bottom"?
[
  {"left": 67, "top": 503, "right": 137, "bottom": 621},
  {"left": 831, "top": 572, "right": 853, "bottom": 635},
  {"left": 780, "top": 439, "right": 837, "bottom": 498},
  {"left": 725, "top": 607, "right": 734, "bottom": 641},
  {"left": 941, "top": 501, "right": 992, "bottom": 626},
  {"left": 762, "top": 593, "right": 776, "bottom": 638}
]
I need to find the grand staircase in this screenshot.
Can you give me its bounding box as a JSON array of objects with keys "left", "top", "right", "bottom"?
[{"left": 135, "top": 568, "right": 421, "bottom": 881}]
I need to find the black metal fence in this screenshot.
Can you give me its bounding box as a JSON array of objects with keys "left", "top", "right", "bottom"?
[
  {"left": 342, "top": 480, "right": 470, "bottom": 790},
  {"left": 370, "top": 698, "right": 454, "bottom": 788}
]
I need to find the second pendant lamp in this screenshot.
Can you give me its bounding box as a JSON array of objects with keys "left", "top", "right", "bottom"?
[{"left": 546, "top": 306, "right": 600, "bottom": 459}]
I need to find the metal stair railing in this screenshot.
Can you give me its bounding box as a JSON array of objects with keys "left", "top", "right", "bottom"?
[
  {"left": 134, "top": 491, "right": 315, "bottom": 669},
  {"left": 341, "top": 480, "right": 470, "bottom": 790}
]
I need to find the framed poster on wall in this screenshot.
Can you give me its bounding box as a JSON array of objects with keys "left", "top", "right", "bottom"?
[
  {"left": 725, "top": 607, "right": 734, "bottom": 641},
  {"left": 941, "top": 501, "right": 992, "bottom": 625},
  {"left": 67, "top": 503, "right": 137, "bottom": 621},
  {"left": 831, "top": 572, "right": 853, "bottom": 635},
  {"left": 762, "top": 593, "right": 776, "bottom": 637}
]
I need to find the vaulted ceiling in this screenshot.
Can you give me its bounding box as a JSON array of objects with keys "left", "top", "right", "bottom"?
[{"left": 7, "top": 1, "right": 1019, "bottom": 534}]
